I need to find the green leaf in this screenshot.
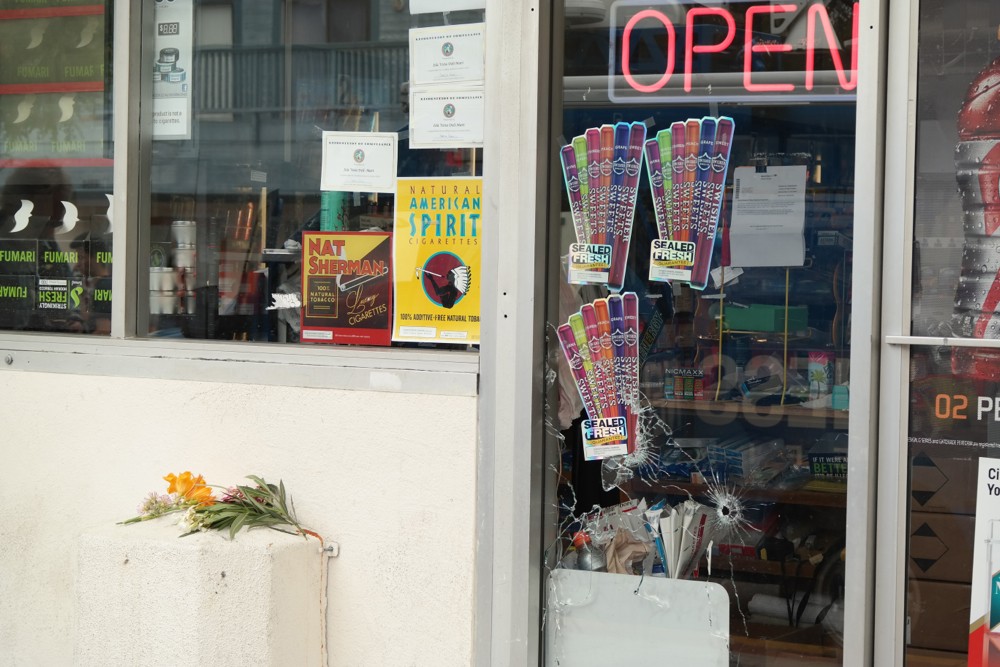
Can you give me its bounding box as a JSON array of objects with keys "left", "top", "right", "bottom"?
[{"left": 229, "top": 513, "right": 247, "bottom": 539}]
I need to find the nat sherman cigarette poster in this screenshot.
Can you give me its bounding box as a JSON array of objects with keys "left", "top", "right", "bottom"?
[
  {"left": 392, "top": 177, "right": 481, "bottom": 344},
  {"left": 301, "top": 232, "right": 392, "bottom": 346}
]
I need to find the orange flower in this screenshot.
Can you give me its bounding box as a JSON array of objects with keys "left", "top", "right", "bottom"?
[{"left": 163, "top": 471, "right": 215, "bottom": 506}]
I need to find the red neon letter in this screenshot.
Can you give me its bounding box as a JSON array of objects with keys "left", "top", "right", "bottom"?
[
  {"left": 622, "top": 9, "right": 676, "bottom": 94},
  {"left": 806, "top": 2, "right": 859, "bottom": 91},
  {"left": 743, "top": 4, "right": 796, "bottom": 92},
  {"left": 685, "top": 8, "right": 736, "bottom": 92}
]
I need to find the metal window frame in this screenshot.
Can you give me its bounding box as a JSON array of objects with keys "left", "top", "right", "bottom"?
[
  {"left": 0, "top": 0, "right": 480, "bottom": 399},
  {"left": 476, "top": 0, "right": 550, "bottom": 663},
  {"left": 844, "top": 0, "right": 890, "bottom": 663},
  {"left": 874, "top": 0, "right": 965, "bottom": 664}
]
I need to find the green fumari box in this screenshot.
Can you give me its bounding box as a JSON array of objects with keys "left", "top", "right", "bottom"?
[{"left": 723, "top": 305, "right": 808, "bottom": 332}]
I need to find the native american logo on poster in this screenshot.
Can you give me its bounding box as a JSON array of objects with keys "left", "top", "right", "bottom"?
[
  {"left": 392, "top": 177, "right": 481, "bottom": 343},
  {"left": 301, "top": 232, "right": 392, "bottom": 346}
]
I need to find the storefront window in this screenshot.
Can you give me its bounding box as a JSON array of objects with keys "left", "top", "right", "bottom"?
[
  {"left": 546, "top": 1, "right": 858, "bottom": 663},
  {"left": 144, "top": 0, "right": 483, "bottom": 348},
  {"left": 906, "top": 2, "right": 1000, "bottom": 664},
  {"left": 0, "top": 1, "right": 114, "bottom": 335}
]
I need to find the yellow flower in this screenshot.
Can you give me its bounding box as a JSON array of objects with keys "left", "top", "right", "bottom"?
[{"left": 163, "top": 471, "right": 215, "bottom": 506}]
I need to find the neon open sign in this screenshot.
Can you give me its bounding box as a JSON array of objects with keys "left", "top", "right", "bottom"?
[{"left": 609, "top": 0, "right": 859, "bottom": 103}]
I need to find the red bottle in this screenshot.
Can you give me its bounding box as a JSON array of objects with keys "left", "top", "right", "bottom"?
[{"left": 954, "top": 54, "right": 1000, "bottom": 379}]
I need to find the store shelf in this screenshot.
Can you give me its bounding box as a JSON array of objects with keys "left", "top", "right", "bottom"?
[
  {"left": 704, "top": 555, "right": 818, "bottom": 578},
  {"left": 625, "top": 478, "right": 848, "bottom": 508},
  {"left": 650, "top": 397, "right": 849, "bottom": 428},
  {"left": 0, "top": 81, "right": 104, "bottom": 96},
  {"left": 0, "top": 158, "right": 112, "bottom": 169},
  {"left": 731, "top": 631, "right": 841, "bottom": 662},
  {"left": 261, "top": 248, "right": 300, "bottom": 263},
  {"left": 716, "top": 556, "right": 816, "bottom": 579},
  {"left": 0, "top": 4, "right": 105, "bottom": 21}
]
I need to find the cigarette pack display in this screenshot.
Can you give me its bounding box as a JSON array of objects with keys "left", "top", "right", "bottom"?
[
  {"left": 647, "top": 116, "right": 735, "bottom": 289},
  {"left": 713, "top": 437, "right": 784, "bottom": 480},
  {"left": 665, "top": 367, "right": 704, "bottom": 400},
  {"left": 557, "top": 293, "right": 640, "bottom": 460},
  {"left": 559, "top": 122, "right": 646, "bottom": 288}
]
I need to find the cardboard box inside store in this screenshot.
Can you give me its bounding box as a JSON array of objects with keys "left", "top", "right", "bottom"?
[
  {"left": 910, "top": 450, "right": 978, "bottom": 516},
  {"left": 908, "top": 512, "right": 974, "bottom": 584},
  {"left": 906, "top": 579, "right": 971, "bottom": 653}
]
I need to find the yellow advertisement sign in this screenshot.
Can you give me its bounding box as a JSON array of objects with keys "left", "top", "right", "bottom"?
[{"left": 392, "top": 177, "right": 481, "bottom": 343}]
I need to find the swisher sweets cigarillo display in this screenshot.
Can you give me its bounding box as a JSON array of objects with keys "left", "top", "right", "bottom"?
[
  {"left": 560, "top": 121, "right": 647, "bottom": 289},
  {"left": 557, "top": 293, "right": 640, "bottom": 460},
  {"left": 647, "top": 116, "right": 735, "bottom": 290}
]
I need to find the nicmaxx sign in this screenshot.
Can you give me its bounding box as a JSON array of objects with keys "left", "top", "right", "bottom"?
[{"left": 608, "top": 0, "right": 859, "bottom": 103}]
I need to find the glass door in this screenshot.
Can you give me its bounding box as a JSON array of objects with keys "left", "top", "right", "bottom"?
[
  {"left": 542, "top": 1, "right": 872, "bottom": 664},
  {"left": 893, "top": 1, "right": 1000, "bottom": 665}
]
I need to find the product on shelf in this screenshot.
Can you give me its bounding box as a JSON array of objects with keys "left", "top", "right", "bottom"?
[
  {"left": 557, "top": 292, "right": 639, "bottom": 460},
  {"left": 646, "top": 116, "right": 734, "bottom": 290},
  {"left": 560, "top": 121, "right": 646, "bottom": 289}
]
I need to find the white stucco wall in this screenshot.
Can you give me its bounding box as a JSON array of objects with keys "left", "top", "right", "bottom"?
[{"left": 0, "top": 371, "right": 477, "bottom": 667}]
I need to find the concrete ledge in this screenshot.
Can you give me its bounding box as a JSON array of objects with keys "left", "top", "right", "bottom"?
[{"left": 76, "top": 518, "right": 322, "bottom": 666}]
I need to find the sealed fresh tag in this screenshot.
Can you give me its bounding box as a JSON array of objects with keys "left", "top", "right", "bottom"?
[
  {"left": 568, "top": 243, "right": 611, "bottom": 285},
  {"left": 649, "top": 239, "right": 694, "bottom": 283},
  {"left": 581, "top": 416, "right": 628, "bottom": 460}
]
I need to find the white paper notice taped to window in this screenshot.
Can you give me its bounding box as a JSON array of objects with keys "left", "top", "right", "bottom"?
[
  {"left": 320, "top": 132, "right": 397, "bottom": 193},
  {"left": 729, "top": 165, "right": 807, "bottom": 267},
  {"left": 152, "top": 0, "right": 193, "bottom": 140},
  {"left": 409, "top": 24, "right": 485, "bottom": 87},
  {"left": 409, "top": 88, "right": 484, "bottom": 149}
]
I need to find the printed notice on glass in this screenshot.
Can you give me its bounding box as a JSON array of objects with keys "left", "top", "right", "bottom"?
[
  {"left": 152, "top": 0, "right": 193, "bottom": 140},
  {"left": 728, "top": 165, "right": 807, "bottom": 268},
  {"left": 970, "top": 457, "right": 1000, "bottom": 665},
  {"left": 409, "top": 24, "right": 485, "bottom": 87},
  {"left": 320, "top": 132, "right": 397, "bottom": 193},
  {"left": 392, "top": 177, "right": 481, "bottom": 344},
  {"left": 410, "top": 0, "right": 484, "bottom": 14},
  {"left": 409, "top": 89, "right": 484, "bottom": 149},
  {"left": 301, "top": 232, "right": 393, "bottom": 346}
]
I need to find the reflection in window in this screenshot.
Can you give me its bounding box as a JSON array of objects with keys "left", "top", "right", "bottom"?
[
  {"left": 0, "top": 1, "right": 113, "bottom": 335},
  {"left": 147, "top": 0, "right": 483, "bottom": 346}
]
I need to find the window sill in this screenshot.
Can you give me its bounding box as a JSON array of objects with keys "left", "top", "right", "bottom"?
[{"left": 0, "top": 333, "right": 479, "bottom": 396}]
